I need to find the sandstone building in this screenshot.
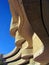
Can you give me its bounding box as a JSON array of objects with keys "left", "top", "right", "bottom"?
[{"left": 1, "top": 0, "right": 49, "bottom": 65}]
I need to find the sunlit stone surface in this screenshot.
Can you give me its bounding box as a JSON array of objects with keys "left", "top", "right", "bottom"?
[{"left": 2, "top": 0, "right": 49, "bottom": 65}]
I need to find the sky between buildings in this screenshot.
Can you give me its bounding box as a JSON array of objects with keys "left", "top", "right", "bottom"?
[{"left": 0, "top": 0, "right": 15, "bottom": 55}]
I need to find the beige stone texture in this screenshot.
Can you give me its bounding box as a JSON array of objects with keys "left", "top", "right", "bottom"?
[
  {"left": 15, "top": 31, "right": 25, "bottom": 48},
  {"left": 33, "top": 33, "right": 44, "bottom": 59},
  {"left": 4, "top": 0, "right": 49, "bottom": 65},
  {"left": 27, "top": 59, "right": 40, "bottom": 65},
  {"left": 5, "top": 41, "right": 28, "bottom": 63},
  {"left": 3, "top": 47, "right": 19, "bottom": 59},
  {"left": 10, "top": 17, "right": 19, "bottom": 37},
  {"left": 7, "top": 59, "right": 29, "bottom": 65}
]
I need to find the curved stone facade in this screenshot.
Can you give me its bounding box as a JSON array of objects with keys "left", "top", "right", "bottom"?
[{"left": 2, "top": 0, "right": 49, "bottom": 65}]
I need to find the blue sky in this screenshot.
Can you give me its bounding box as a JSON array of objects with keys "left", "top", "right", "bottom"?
[{"left": 0, "top": 0, "right": 15, "bottom": 55}]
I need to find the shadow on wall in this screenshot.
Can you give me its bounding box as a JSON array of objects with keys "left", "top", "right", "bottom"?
[
  {"left": 22, "top": 0, "right": 49, "bottom": 63},
  {"left": 46, "top": 63, "right": 49, "bottom": 65}
]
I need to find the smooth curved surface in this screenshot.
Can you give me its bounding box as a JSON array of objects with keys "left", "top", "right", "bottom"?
[
  {"left": 10, "top": 17, "right": 18, "bottom": 37},
  {"left": 42, "top": 0, "right": 49, "bottom": 35},
  {"left": 7, "top": 59, "right": 29, "bottom": 65},
  {"left": 5, "top": 49, "right": 21, "bottom": 62},
  {"left": 8, "top": 0, "right": 49, "bottom": 64},
  {"left": 5, "top": 41, "right": 28, "bottom": 63},
  {"left": 15, "top": 31, "right": 25, "bottom": 48},
  {"left": 33, "top": 33, "right": 44, "bottom": 59},
  {"left": 3, "top": 47, "right": 19, "bottom": 59},
  {"left": 22, "top": 0, "right": 49, "bottom": 63}
]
